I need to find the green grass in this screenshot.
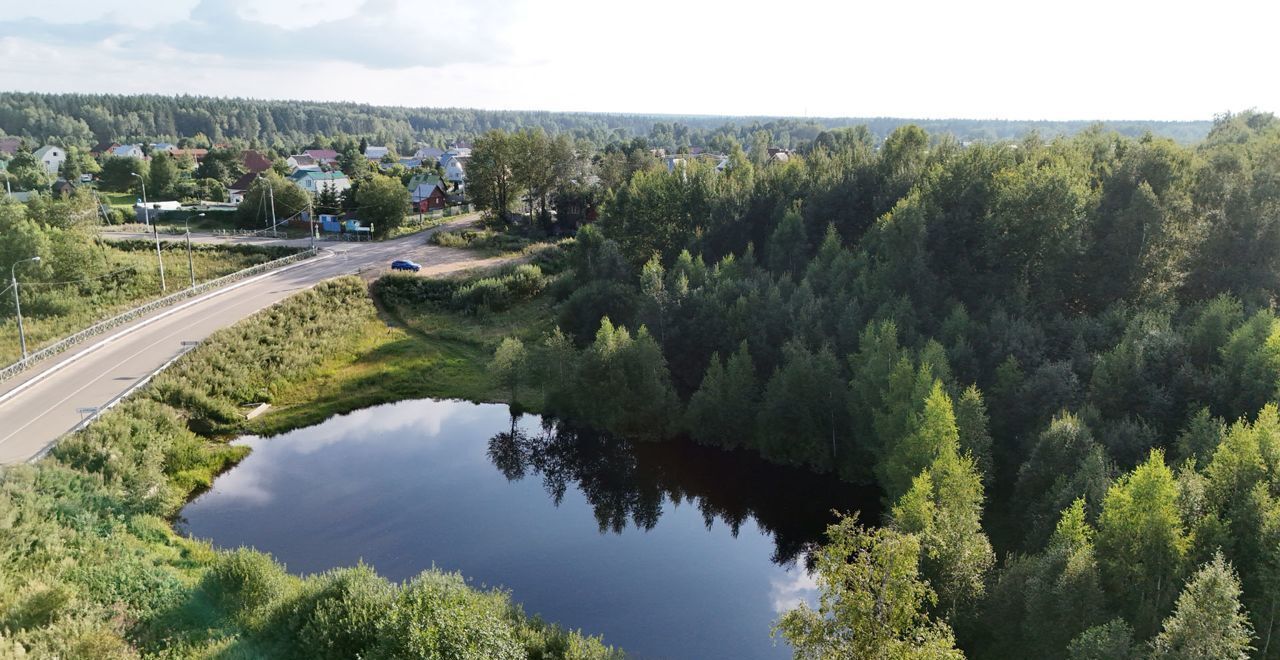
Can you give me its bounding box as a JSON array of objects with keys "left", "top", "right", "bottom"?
[
  {"left": 0, "top": 242, "right": 297, "bottom": 365},
  {"left": 253, "top": 278, "right": 557, "bottom": 435}
]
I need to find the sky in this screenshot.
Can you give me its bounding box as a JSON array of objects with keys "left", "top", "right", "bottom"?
[{"left": 0, "top": 0, "right": 1273, "bottom": 122}]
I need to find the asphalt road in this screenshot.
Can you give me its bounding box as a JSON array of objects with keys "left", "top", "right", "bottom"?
[{"left": 0, "top": 218, "right": 504, "bottom": 465}]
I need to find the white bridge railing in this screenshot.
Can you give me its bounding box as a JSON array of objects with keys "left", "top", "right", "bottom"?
[{"left": 0, "top": 248, "right": 317, "bottom": 384}]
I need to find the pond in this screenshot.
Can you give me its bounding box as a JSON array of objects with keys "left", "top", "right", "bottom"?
[{"left": 179, "top": 399, "right": 880, "bottom": 659}]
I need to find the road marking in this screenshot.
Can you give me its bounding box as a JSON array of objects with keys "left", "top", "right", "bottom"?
[
  {"left": 0, "top": 289, "right": 278, "bottom": 448},
  {"left": 0, "top": 253, "right": 331, "bottom": 408}
]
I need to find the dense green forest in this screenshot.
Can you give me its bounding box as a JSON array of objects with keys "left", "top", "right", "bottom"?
[
  {"left": 0, "top": 92, "right": 1211, "bottom": 153},
  {"left": 385, "top": 109, "right": 1280, "bottom": 657}
]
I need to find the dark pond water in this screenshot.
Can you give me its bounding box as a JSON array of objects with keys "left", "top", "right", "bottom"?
[{"left": 179, "top": 399, "right": 879, "bottom": 660}]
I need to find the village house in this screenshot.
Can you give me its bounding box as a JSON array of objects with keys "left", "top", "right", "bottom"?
[
  {"left": 33, "top": 145, "right": 66, "bottom": 174},
  {"left": 443, "top": 155, "right": 467, "bottom": 188},
  {"left": 242, "top": 149, "right": 273, "bottom": 173},
  {"left": 414, "top": 146, "right": 444, "bottom": 162},
  {"left": 364, "top": 145, "right": 391, "bottom": 161},
  {"left": 0, "top": 137, "right": 22, "bottom": 156},
  {"left": 110, "top": 144, "right": 145, "bottom": 159},
  {"left": 289, "top": 169, "right": 351, "bottom": 195},
  {"left": 303, "top": 148, "right": 339, "bottom": 166},
  {"left": 227, "top": 171, "right": 261, "bottom": 205},
  {"left": 172, "top": 148, "right": 208, "bottom": 163},
  {"left": 407, "top": 174, "right": 447, "bottom": 212},
  {"left": 287, "top": 154, "right": 320, "bottom": 171}
]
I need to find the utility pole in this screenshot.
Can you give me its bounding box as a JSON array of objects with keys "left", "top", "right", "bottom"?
[
  {"left": 308, "top": 196, "right": 315, "bottom": 250},
  {"left": 131, "top": 172, "right": 149, "bottom": 226},
  {"left": 11, "top": 256, "right": 41, "bottom": 360},
  {"left": 154, "top": 225, "right": 166, "bottom": 293},
  {"left": 267, "top": 181, "right": 277, "bottom": 238},
  {"left": 187, "top": 213, "right": 203, "bottom": 288}
]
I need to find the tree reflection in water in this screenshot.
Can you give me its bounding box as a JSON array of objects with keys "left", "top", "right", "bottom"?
[{"left": 487, "top": 415, "right": 881, "bottom": 566}]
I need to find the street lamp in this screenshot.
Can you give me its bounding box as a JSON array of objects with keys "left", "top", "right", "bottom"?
[
  {"left": 131, "top": 172, "right": 149, "bottom": 227},
  {"left": 10, "top": 256, "right": 41, "bottom": 360}
]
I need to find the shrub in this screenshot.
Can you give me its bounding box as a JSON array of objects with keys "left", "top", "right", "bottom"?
[
  {"left": 376, "top": 571, "right": 523, "bottom": 660},
  {"left": 282, "top": 565, "right": 395, "bottom": 660},
  {"left": 202, "top": 549, "right": 294, "bottom": 629}
]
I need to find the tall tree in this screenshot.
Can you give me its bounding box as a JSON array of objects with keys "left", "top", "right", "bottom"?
[
  {"left": 469, "top": 130, "right": 521, "bottom": 222},
  {"left": 774, "top": 514, "right": 963, "bottom": 660},
  {"left": 1096, "top": 449, "right": 1188, "bottom": 636},
  {"left": 356, "top": 173, "right": 410, "bottom": 238},
  {"left": 891, "top": 441, "right": 995, "bottom": 618},
  {"left": 1150, "top": 552, "right": 1254, "bottom": 660}
]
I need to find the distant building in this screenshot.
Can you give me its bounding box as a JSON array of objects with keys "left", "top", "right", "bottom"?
[
  {"left": 414, "top": 146, "right": 444, "bottom": 162},
  {"left": 228, "top": 171, "right": 261, "bottom": 205},
  {"left": 33, "top": 145, "right": 66, "bottom": 174},
  {"left": 303, "top": 149, "right": 339, "bottom": 165},
  {"left": 407, "top": 174, "right": 447, "bottom": 212},
  {"left": 150, "top": 142, "right": 178, "bottom": 154},
  {"left": 364, "top": 145, "right": 391, "bottom": 161},
  {"left": 767, "top": 147, "right": 793, "bottom": 163},
  {"left": 287, "top": 154, "right": 320, "bottom": 171},
  {"left": 0, "top": 137, "right": 22, "bottom": 156},
  {"left": 51, "top": 179, "right": 75, "bottom": 197},
  {"left": 289, "top": 169, "right": 351, "bottom": 195},
  {"left": 172, "top": 148, "right": 208, "bottom": 163},
  {"left": 242, "top": 149, "right": 273, "bottom": 173},
  {"left": 110, "top": 144, "right": 145, "bottom": 159},
  {"left": 443, "top": 156, "right": 467, "bottom": 187},
  {"left": 134, "top": 200, "right": 182, "bottom": 222}
]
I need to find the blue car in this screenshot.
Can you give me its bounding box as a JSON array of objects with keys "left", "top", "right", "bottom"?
[{"left": 391, "top": 259, "right": 421, "bottom": 272}]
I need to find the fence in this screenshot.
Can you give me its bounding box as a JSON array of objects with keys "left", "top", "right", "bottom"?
[{"left": 0, "top": 248, "right": 317, "bottom": 384}]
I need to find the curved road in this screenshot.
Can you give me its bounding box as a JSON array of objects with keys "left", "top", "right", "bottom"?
[{"left": 0, "top": 219, "right": 503, "bottom": 464}]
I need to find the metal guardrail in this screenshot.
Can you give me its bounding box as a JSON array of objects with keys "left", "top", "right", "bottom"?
[{"left": 0, "top": 248, "right": 317, "bottom": 384}]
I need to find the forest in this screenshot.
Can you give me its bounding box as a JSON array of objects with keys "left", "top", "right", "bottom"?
[
  {"left": 409, "top": 109, "right": 1280, "bottom": 658},
  {"left": 0, "top": 92, "right": 1212, "bottom": 153}
]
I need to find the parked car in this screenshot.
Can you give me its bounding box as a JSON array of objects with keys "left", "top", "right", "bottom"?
[{"left": 391, "top": 259, "right": 421, "bottom": 272}]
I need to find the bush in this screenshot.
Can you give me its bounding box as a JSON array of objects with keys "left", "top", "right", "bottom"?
[
  {"left": 281, "top": 565, "right": 395, "bottom": 660},
  {"left": 377, "top": 571, "right": 523, "bottom": 660},
  {"left": 202, "top": 549, "right": 294, "bottom": 629}
]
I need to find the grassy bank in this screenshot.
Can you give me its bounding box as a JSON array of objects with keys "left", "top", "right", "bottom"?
[
  {"left": 253, "top": 265, "right": 558, "bottom": 435},
  {"left": 0, "top": 276, "right": 618, "bottom": 659},
  {"left": 0, "top": 242, "right": 298, "bottom": 365}
]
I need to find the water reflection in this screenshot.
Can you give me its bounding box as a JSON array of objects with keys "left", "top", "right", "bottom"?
[{"left": 488, "top": 415, "right": 880, "bottom": 566}]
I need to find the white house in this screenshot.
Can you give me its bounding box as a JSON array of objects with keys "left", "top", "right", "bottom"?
[
  {"left": 32, "top": 145, "right": 65, "bottom": 175},
  {"left": 286, "top": 154, "right": 321, "bottom": 171},
  {"left": 440, "top": 146, "right": 471, "bottom": 163},
  {"left": 364, "top": 145, "right": 390, "bottom": 161},
  {"left": 134, "top": 200, "right": 182, "bottom": 223},
  {"left": 443, "top": 156, "right": 467, "bottom": 187},
  {"left": 290, "top": 169, "right": 352, "bottom": 195},
  {"left": 111, "top": 144, "right": 145, "bottom": 159},
  {"left": 414, "top": 146, "right": 444, "bottom": 162},
  {"left": 228, "top": 171, "right": 260, "bottom": 205}
]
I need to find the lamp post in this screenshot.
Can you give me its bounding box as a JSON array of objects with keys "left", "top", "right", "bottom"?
[
  {"left": 131, "top": 172, "right": 149, "bottom": 227},
  {"left": 11, "top": 256, "right": 41, "bottom": 360}
]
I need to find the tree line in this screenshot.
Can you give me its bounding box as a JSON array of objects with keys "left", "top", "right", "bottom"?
[
  {"left": 0, "top": 91, "right": 1211, "bottom": 155},
  {"left": 464, "top": 110, "right": 1280, "bottom": 657}
]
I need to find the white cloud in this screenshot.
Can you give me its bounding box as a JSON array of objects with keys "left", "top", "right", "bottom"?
[{"left": 0, "top": 0, "right": 1275, "bottom": 120}]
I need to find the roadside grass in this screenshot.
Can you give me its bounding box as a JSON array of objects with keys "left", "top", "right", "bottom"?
[
  {"left": 0, "top": 242, "right": 297, "bottom": 365},
  {"left": 253, "top": 277, "right": 557, "bottom": 435},
  {"left": 99, "top": 191, "right": 135, "bottom": 208},
  {"left": 382, "top": 212, "right": 447, "bottom": 240}
]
